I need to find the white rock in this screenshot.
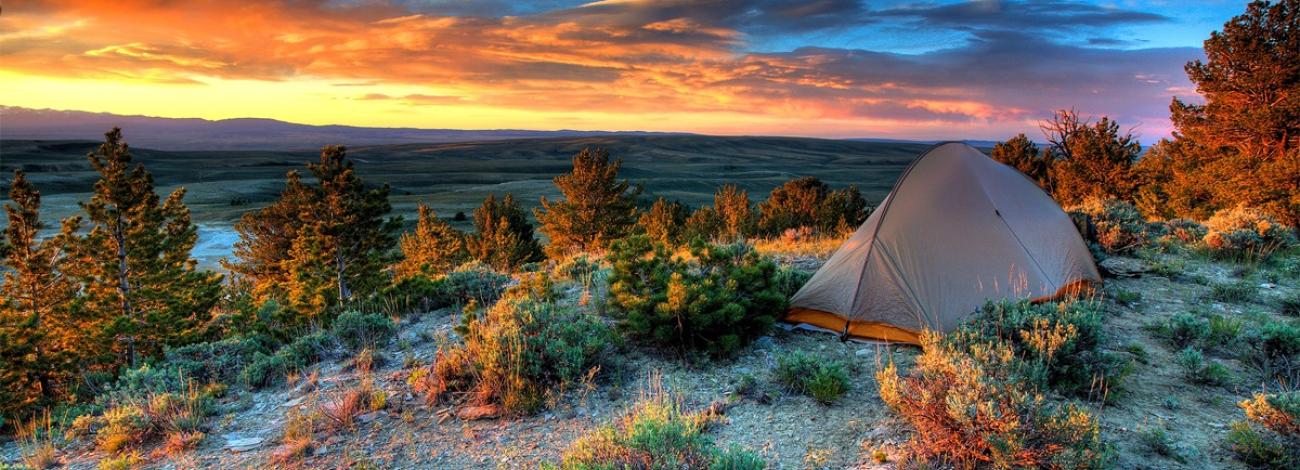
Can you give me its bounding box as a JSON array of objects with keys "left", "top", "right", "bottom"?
[{"left": 225, "top": 436, "right": 265, "bottom": 452}]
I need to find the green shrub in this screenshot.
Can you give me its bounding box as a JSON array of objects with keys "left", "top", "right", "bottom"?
[
  {"left": 608, "top": 235, "right": 785, "bottom": 358},
  {"left": 332, "top": 311, "right": 395, "bottom": 352},
  {"left": 1244, "top": 320, "right": 1300, "bottom": 385},
  {"left": 954, "top": 300, "right": 1129, "bottom": 399},
  {"left": 1208, "top": 279, "right": 1259, "bottom": 303},
  {"left": 1176, "top": 347, "right": 1232, "bottom": 386},
  {"left": 551, "top": 389, "right": 763, "bottom": 470},
  {"left": 1113, "top": 289, "right": 1142, "bottom": 307},
  {"left": 416, "top": 293, "right": 615, "bottom": 415},
  {"left": 165, "top": 336, "right": 273, "bottom": 384},
  {"left": 1281, "top": 295, "right": 1300, "bottom": 317},
  {"left": 375, "top": 263, "right": 509, "bottom": 315},
  {"left": 1229, "top": 392, "right": 1300, "bottom": 468},
  {"left": 1067, "top": 198, "right": 1157, "bottom": 255},
  {"left": 1137, "top": 425, "right": 1186, "bottom": 463},
  {"left": 772, "top": 267, "right": 812, "bottom": 298},
  {"left": 774, "top": 352, "right": 850, "bottom": 405},
  {"left": 239, "top": 331, "right": 333, "bottom": 388},
  {"left": 1203, "top": 206, "right": 1298, "bottom": 261},
  {"left": 877, "top": 332, "right": 1111, "bottom": 469}
]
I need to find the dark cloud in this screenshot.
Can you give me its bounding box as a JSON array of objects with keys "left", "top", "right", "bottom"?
[
  {"left": 878, "top": 0, "right": 1168, "bottom": 31},
  {"left": 546, "top": 0, "right": 871, "bottom": 34}
]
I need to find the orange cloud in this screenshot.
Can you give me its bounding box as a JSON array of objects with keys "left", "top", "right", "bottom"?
[{"left": 0, "top": 0, "right": 1199, "bottom": 140}]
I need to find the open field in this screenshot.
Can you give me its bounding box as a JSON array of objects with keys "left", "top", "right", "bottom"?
[{"left": 1, "top": 135, "right": 927, "bottom": 266}]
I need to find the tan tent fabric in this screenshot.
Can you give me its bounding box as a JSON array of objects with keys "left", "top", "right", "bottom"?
[{"left": 786, "top": 142, "right": 1101, "bottom": 344}]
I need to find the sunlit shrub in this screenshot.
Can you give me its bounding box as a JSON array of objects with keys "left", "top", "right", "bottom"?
[
  {"left": 550, "top": 384, "right": 763, "bottom": 469},
  {"left": 1067, "top": 197, "right": 1157, "bottom": 255},
  {"left": 1203, "top": 205, "right": 1299, "bottom": 261},
  {"left": 415, "top": 293, "right": 614, "bottom": 415},
  {"left": 1229, "top": 392, "right": 1300, "bottom": 468},
  {"left": 877, "top": 332, "right": 1110, "bottom": 469},
  {"left": 608, "top": 235, "right": 784, "bottom": 358},
  {"left": 1162, "top": 218, "right": 1208, "bottom": 244}
]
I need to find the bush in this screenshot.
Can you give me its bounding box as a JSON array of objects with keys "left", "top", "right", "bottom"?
[
  {"left": 165, "top": 336, "right": 273, "bottom": 384},
  {"left": 1067, "top": 197, "right": 1156, "bottom": 255},
  {"left": 1175, "top": 347, "right": 1233, "bottom": 386},
  {"left": 240, "top": 331, "right": 333, "bottom": 388},
  {"left": 332, "top": 311, "right": 396, "bottom": 352},
  {"left": 1283, "top": 295, "right": 1300, "bottom": 317},
  {"left": 1162, "top": 218, "right": 1208, "bottom": 244},
  {"left": 608, "top": 235, "right": 785, "bottom": 358},
  {"left": 415, "top": 293, "right": 615, "bottom": 415},
  {"left": 1244, "top": 320, "right": 1300, "bottom": 386},
  {"left": 954, "top": 300, "right": 1129, "bottom": 399},
  {"left": 773, "top": 352, "right": 849, "bottom": 405},
  {"left": 756, "top": 177, "right": 866, "bottom": 235},
  {"left": 638, "top": 197, "right": 691, "bottom": 247},
  {"left": 1208, "top": 279, "right": 1259, "bottom": 303},
  {"left": 551, "top": 387, "right": 763, "bottom": 469},
  {"left": 86, "top": 387, "right": 213, "bottom": 454},
  {"left": 877, "top": 332, "right": 1110, "bottom": 469},
  {"left": 1229, "top": 392, "right": 1300, "bottom": 468},
  {"left": 1203, "top": 206, "right": 1298, "bottom": 261}
]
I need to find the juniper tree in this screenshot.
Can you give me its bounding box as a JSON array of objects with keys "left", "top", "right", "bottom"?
[
  {"left": 69, "top": 128, "right": 222, "bottom": 368},
  {"left": 819, "top": 185, "right": 868, "bottom": 234},
  {"left": 467, "top": 193, "right": 543, "bottom": 271},
  {"left": 394, "top": 203, "right": 466, "bottom": 279},
  {"left": 637, "top": 197, "right": 690, "bottom": 247},
  {"left": 0, "top": 171, "right": 78, "bottom": 421},
  {"left": 992, "top": 134, "right": 1053, "bottom": 189},
  {"left": 684, "top": 206, "right": 722, "bottom": 243},
  {"left": 1159, "top": 0, "right": 1300, "bottom": 225},
  {"left": 535, "top": 148, "right": 641, "bottom": 257},
  {"left": 1041, "top": 110, "right": 1142, "bottom": 205},
  {"left": 225, "top": 170, "right": 314, "bottom": 303}
]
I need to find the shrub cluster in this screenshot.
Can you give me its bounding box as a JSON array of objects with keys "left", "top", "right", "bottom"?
[
  {"left": 67, "top": 386, "right": 215, "bottom": 458},
  {"left": 331, "top": 311, "right": 396, "bottom": 352},
  {"left": 953, "top": 300, "right": 1130, "bottom": 399},
  {"left": 1228, "top": 391, "right": 1300, "bottom": 469},
  {"left": 1203, "top": 205, "right": 1298, "bottom": 261},
  {"left": 773, "top": 352, "right": 849, "bottom": 405},
  {"left": 1067, "top": 197, "right": 1158, "bottom": 255},
  {"left": 607, "top": 235, "right": 785, "bottom": 358},
  {"left": 411, "top": 285, "right": 615, "bottom": 415},
  {"left": 548, "top": 388, "right": 763, "bottom": 470},
  {"left": 240, "top": 332, "right": 333, "bottom": 388},
  {"left": 877, "top": 332, "right": 1110, "bottom": 469},
  {"left": 374, "top": 262, "right": 509, "bottom": 315}
]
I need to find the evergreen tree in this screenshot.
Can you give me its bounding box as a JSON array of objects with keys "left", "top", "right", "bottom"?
[
  {"left": 684, "top": 206, "right": 722, "bottom": 243},
  {"left": 225, "top": 171, "right": 314, "bottom": 303},
  {"left": 227, "top": 146, "right": 399, "bottom": 318},
  {"left": 69, "top": 128, "right": 222, "bottom": 367},
  {"left": 1162, "top": 0, "right": 1300, "bottom": 225},
  {"left": 1040, "top": 109, "right": 1142, "bottom": 205},
  {"left": 536, "top": 148, "right": 642, "bottom": 257},
  {"left": 394, "top": 203, "right": 466, "bottom": 279},
  {"left": 819, "top": 185, "right": 869, "bottom": 233},
  {"left": 1, "top": 171, "right": 78, "bottom": 422},
  {"left": 467, "top": 193, "right": 543, "bottom": 270},
  {"left": 713, "top": 184, "right": 754, "bottom": 241},
  {"left": 637, "top": 197, "right": 689, "bottom": 246},
  {"left": 757, "top": 177, "right": 828, "bottom": 234},
  {"left": 991, "top": 133, "right": 1052, "bottom": 188}
]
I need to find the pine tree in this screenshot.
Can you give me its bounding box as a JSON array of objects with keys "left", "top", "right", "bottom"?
[
  {"left": 637, "top": 198, "right": 689, "bottom": 246},
  {"left": 225, "top": 170, "right": 314, "bottom": 303},
  {"left": 684, "top": 206, "right": 722, "bottom": 243},
  {"left": 1, "top": 171, "right": 79, "bottom": 422},
  {"left": 536, "top": 148, "right": 641, "bottom": 257},
  {"left": 991, "top": 134, "right": 1052, "bottom": 188},
  {"left": 758, "top": 177, "right": 829, "bottom": 234},
  {"left": 394, "top": 204, "right": 466, "bottom": 279},
  {"left": 1162, "top": 0, "right": 1300, "bottom": 225},
  {"left": 713, "top": 184, "right": 754, "bottom": 242},
  {"left": 467, "top": 193, "right": 543, "bottom": 270},
  {"left": 228, "top": 146, "right": 399, "bottom": 318},
  {"left": 819, "top": 185, "right": 869, "bottom": 233},
  {"left": 68, "top": 128, "right": 222, "bottom": 368}
]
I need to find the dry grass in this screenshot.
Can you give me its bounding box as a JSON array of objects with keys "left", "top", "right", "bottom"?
[
  {"left": 752, "top": 233, "right": 847, "bottom": 259},
  {"left": 160, "top": 431, "right": 205, "bottom": 456},
  {"left": 18, "top": 413, "right": 59, "bottom": 469},
  {"left": 317, "top": 384, "right": 370, "bottom": 431}
]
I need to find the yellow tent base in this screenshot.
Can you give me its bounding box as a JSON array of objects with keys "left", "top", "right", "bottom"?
[{"left": 784, "top": 279, "right": 1100, "bottom": 346}]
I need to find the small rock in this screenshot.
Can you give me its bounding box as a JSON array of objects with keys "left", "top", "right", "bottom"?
[
  {"left": 1260, "top": 282, "right": 1277, "bottom": 289},
  {"left": 855, "top": 348, "right": 872, "bottom": 357},
  {"left": 457, "top": 404, "right": 503, "bottom": 420},
  {"left": 224, "top": 436, "right": 265, "bottom": 452}
]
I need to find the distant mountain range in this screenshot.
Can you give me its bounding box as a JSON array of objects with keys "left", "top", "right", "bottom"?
[
  {"left": 0, "top": 106, "right": 688, "bottom": 151},
  {"left": 0, "top": 106, "right": 1000, "bottom": 151}
]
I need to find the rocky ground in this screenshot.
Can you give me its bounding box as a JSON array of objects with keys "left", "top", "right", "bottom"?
[{"left": 3, "top": 249, "right": 1296, "bottom": 469}]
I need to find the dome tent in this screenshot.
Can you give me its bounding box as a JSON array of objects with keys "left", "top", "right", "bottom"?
[{"left": 785, "top": 142, "right": 1101, "bottom": 344}]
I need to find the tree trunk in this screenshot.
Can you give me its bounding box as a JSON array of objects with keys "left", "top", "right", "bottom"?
[{"left": 115, "top": 215, "right": 136, "bottom": 368}]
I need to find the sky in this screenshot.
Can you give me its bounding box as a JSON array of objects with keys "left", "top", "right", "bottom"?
[{"left": 0, "top": 0, "right": 1252, "bottom": 142}]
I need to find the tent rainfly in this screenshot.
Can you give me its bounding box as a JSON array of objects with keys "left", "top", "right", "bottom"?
[{"left": 785, "top": 142, "right": 1101, "bottom": 344}]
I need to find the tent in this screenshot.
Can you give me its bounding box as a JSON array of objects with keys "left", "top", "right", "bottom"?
[{"left": 785, "top": 142, "right": 1101, "bottom": 344}]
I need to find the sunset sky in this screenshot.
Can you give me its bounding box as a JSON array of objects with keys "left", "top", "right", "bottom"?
[{"left": 0, "top": 1, "right": 1250, "bottom": 142}]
